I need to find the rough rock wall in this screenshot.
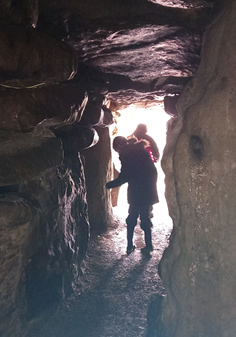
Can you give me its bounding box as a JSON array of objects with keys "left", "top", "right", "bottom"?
[
  {"left": 159, "top": 1, "right": 236, "bottom": 336},
  {"left": 23, "top": 152, "right": 89, "bottom": 319},
  {"left": 0, "top": 11, "right": 113, "bottom": 337},
  {"left": 0, "top": 130, "right": 90, "bottom": 337},
  {"left": 83, "top": 127, "right": 113, "bottom": 233},
  {"left": 0, "top": 112, "right": 113, "bottom": 337}
]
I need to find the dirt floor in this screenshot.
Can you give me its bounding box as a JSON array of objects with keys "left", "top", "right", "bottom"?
[{"left": 26, "top": 202, "right": 172, "bottom": 337}]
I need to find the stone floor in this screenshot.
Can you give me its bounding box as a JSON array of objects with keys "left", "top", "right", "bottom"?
[{"left": 26, "top": 201, "right": 172, "bottom": 337}]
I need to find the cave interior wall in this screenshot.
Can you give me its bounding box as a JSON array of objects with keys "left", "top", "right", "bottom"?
[{"left": 1, "top": 0, "right": 232, "bottom": 337}]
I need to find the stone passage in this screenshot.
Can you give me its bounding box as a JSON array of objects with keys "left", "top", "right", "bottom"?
[{"left": 26, "top": 208, "right": 172, "bottom": 337}]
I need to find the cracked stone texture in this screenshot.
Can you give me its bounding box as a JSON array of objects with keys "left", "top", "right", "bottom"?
[
  {"left": 25, "top": 203, "right": 172, "bottom": 337},
  {"left": 160, "top": 0, "right": 236, "bottom": 336},
  {"left": 0, "top": 0, "right": 229, "bottom": 336},
  {"left": 0, "top": 84, "right": 87, "bottom": 131},
  {"left": 0, "top": 152, "right": 90, "bottom": 337},
  {"left": 0, "top": 130, "right": 63, "bottom": 185}
]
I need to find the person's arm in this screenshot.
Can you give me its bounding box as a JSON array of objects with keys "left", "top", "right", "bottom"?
[
  {"left": 106, "top": 153, "right": 131, "bottom": 189},
  {"left": 106, "top": 172, "right": 127, "bottom": 189}
]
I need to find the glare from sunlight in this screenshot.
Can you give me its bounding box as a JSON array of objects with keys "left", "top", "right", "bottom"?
[{"left": 110, "top": 102, "right": 172, "bottom": 226}]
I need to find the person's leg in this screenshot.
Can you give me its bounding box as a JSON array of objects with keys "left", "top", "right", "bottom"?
[
  {"left": 140, "top": 205, "right": 153, "bottom": 251},
  {"left": 126, "top": 205, "right": 139, "bottom": 253}
]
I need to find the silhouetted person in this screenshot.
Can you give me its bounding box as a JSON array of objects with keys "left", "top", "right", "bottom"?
[
  {"left": 106, "top": 136, "right": 158, "bottom": 254},
  {"left": 131, "top": 124, "right": 160, "bottom": 163}
]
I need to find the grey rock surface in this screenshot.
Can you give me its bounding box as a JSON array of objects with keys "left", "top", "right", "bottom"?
[{"left": 159, "top": 0, "right": 236, "bottom": 336}]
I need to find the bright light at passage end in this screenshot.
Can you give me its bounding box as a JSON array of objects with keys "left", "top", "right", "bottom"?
[{"left": 110, "top": 103, "right": 172, "bottom": 225}]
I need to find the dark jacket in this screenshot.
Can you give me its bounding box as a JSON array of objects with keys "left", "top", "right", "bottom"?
[{"left": 107, "top": 141, "right": 159, "bottom": 206}]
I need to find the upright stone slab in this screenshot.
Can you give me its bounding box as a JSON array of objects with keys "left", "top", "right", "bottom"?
[{"left": 159, "top": 1, "right": 236, "bottom": 336}]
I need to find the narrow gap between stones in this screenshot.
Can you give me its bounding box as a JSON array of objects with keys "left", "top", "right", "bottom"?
[{"left": 26, "top": 103, "right": 173, "bottom": 337}]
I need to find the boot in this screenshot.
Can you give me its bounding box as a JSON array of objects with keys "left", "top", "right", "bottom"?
[
  {"left": 127, "top": 226, "right": 135, "bottom": 254},
  {"left": 142, "top": 227, "right": 153, "bottom": 252}
]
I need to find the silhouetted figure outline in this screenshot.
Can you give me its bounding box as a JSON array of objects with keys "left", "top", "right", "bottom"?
[
  {"left": 106, "top": 136, "right": 158, "bottom": 254},
  {"left": 131, "top": 124, "right": 160, "bottom": 163}
]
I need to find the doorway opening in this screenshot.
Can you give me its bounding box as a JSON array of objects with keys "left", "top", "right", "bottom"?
[{"left": 109, "top": 102, "right": 173, "bottom": 232}]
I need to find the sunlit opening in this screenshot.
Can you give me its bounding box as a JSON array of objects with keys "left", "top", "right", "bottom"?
[{"left": 109, "top": 102, "right": 173, "bottom": 227}]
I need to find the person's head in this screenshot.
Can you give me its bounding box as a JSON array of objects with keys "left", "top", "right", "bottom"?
[
  {"left": 112, "top": 136, "right": 128, "bottom": 153},
  {"left": 134, "top": 123, "right": 147, "bottom": 136}
]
